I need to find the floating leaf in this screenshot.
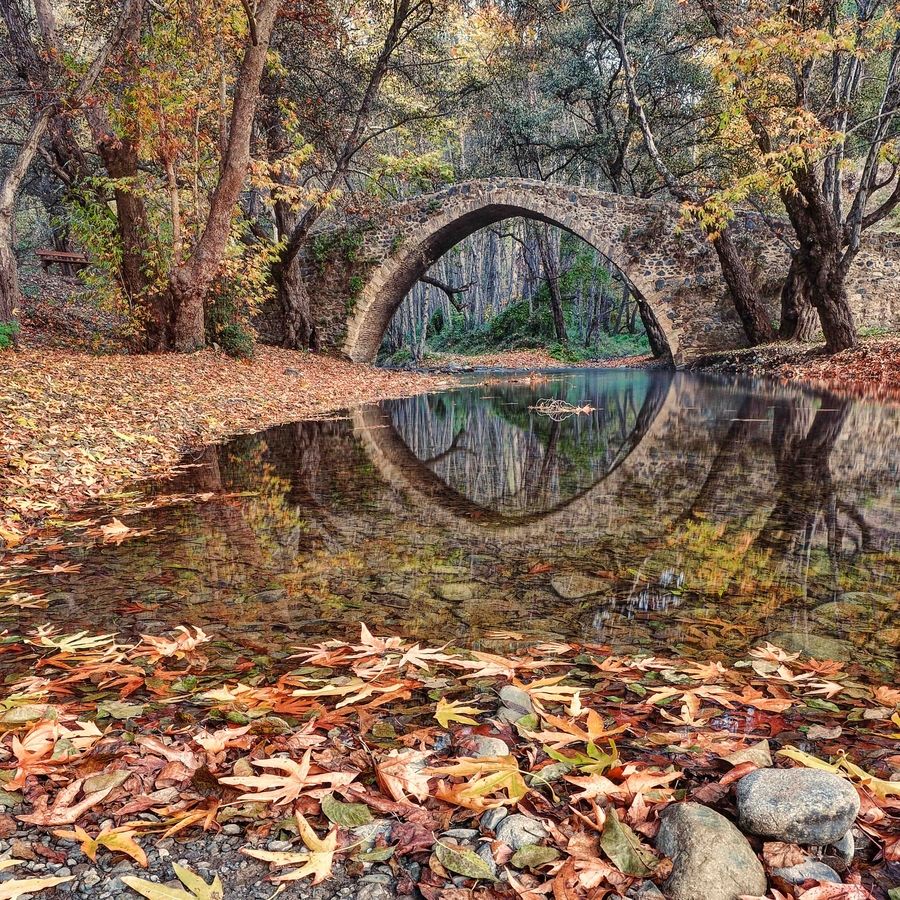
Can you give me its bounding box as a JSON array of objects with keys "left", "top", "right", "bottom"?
[{"left": 434, "top": 698, "right": 483, "bottom": 728}]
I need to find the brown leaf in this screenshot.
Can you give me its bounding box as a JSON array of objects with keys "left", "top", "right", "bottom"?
[{"left": 762, "top": 841, "right": 807, "bottom": 869}]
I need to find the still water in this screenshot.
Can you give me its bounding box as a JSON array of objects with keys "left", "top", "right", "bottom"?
[{"left": 4, "top": 370, "right": 898, "bottom": 674}]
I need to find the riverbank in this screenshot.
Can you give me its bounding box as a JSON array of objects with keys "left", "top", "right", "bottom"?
[
  {"left": 0, "top": 624, "right": 896, "bottom": 899},
  {"left": 0, "top": 348, "right": 451, "bottom": 547},
  {"left": 401, "top": 349, "right": 658, "bottom": 372},
  {"left": 686, "top": 333, "right": 900, "bottom": 403}
]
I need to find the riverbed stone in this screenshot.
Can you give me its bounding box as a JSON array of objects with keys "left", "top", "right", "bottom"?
[
  {"left": 736, "top": 768, "right": 860, "bottom": 844},
  {"left": 497, "top": 685, "right": 535, "bottom": 723},
  {"left": 655, "top": 802, "right": 767, "bottom": 900},
  {"left": 771, "top": 860, "right": 842, "bottom": 885},
  {"left": 480, "top": 808, "right": 508, "bottom": 833},
  {"left": 436, "top": 582, "right": 476, "bottom": 602},
  {"left": 767, "top": 631, "right": 853, "bottom": 661},
  {"left": 495, "top": 815, "right": 549, "bottom": 851},
  {"left": 550, "top": 574, "right": 608, "bottom": 599},
  {"left": 825, "top": 830, "right": 855, "bottom": 870}
]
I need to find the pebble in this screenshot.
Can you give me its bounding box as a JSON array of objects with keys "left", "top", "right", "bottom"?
[
  {"left": 476, "top": 843, "right": 499, "bottom": 878},
  {"left": 442, "top": 828, "right": 479, "bottom": 841},
  {"left": 495, "top": 814, "right": 549, "bottom": 851},
  {"left": 472, "top": 735, "right": 509, "bottom": 758},
  {"left": 480, "top": 808, "right": 508, "bottom": 832},
  {"left": 736, "top": 768, "right": 860, "bottom": 845},
  {"left": 772, "top": 860, "right": 842, "bottom": 885}
]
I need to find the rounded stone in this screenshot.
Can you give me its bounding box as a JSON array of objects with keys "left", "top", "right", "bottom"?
[
  {"left": 655, "top": 802, "right": 767, "bottom": 900},
  {"left": 472, "top": 735, "right": 510, "bottom": 758},
  {"left": 495, "top": 814, "right": 549, "bottom": 851},
  {"left": 736, "top": 768, "right": 860, "bottom": 845}
]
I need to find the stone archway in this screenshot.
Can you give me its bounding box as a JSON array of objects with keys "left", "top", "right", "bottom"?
[
  {"left": 344, "top": 200, "right": 687, "bottom": 362},
  {"left": 320, "top": 179, "right": 776, "bottom": 365}
]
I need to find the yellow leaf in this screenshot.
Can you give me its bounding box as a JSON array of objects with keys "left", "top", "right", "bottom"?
[
  {"left": 0, "top": 875, "right": 75, "bottom": 900},
  {"left": 122, "top": 862, "right": 223, "bottom": 899},
  {"left": 778, "top": 746, "right": 900, "bottom": 801},
  {"left": 241, "top": 813, "right": 337, "bottom": 884},
  {"left": 434, "top": 698, "right": 483, "bottom": 728}
]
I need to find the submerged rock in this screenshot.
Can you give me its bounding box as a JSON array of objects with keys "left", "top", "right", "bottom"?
[
  {"left": 497, "top": 685, "right": 535, "bottom": 723},
  {"left": 655, "top": 802, "right": 767, "bottom": 900},
  {"left": 736, "top": 768, "right": 860, "bottom": 845},
  {"left": 767, "top": 632, "right": 853, "bottom": 662},
  {"left": 436, "top": 583, "right": 476, "bottom": 602},
  {"left": 550, "top": 574, "right": 608, "bottom": 600}
]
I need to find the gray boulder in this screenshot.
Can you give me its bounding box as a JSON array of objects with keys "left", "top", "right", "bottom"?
[
  {"left": 736, "top": 768, "right": 859, "bottom": 845},
  {"left": 655, "top": 802, "right": 767, "bottom": 900}
]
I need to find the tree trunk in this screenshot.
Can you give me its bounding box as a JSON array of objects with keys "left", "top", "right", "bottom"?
[
  {"left": 535, "top": 226, "right": 567, "bottom": 345},
  {"left": 168, "top": 0, "right": 280, "bottom": 351},
  {"left": 0, "top": 210, "right": 21, "bottom": 341},
  {"left": 275, "top": 254, "right": 318, "bottom": 350},
  {"left": 636, "top": 296, "right": 668, "bottom": 358},
  {"left": 95, "top": 133, "right": 167, "bottom": 348},
  {"left": 781, "top": 167, "right": 858, "bottom": 353},
  {"left": 711, "top": 230, "right": 775, "bottom": 345},
  {"left": 778, "top": 256, "right": 819, "bottom": 341}
]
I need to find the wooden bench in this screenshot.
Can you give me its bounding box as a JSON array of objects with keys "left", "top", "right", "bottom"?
[{"left": 35, "top": 248, "right": 89, "bottom": 273}]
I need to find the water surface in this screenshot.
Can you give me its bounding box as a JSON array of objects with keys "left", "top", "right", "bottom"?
[{"left": 3, "top": 370, "right": 897, "bottom": 674}]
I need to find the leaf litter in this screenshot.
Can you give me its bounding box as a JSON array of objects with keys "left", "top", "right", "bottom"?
[{"left": 0, "top": 624, "right": 896, "bottom": 897}]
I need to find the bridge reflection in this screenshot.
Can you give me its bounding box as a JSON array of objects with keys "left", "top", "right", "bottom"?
[{"left": 354, "top": 371, "right": 672, "bottom": 532}]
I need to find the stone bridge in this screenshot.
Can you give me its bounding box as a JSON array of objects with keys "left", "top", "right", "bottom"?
[{"left": 303, "top": 178, "right": 900, "bottom": 364}]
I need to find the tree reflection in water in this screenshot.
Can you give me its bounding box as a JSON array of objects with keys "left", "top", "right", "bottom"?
[{"left": 2, "top": 371, "right": 896, "bottom": 675}]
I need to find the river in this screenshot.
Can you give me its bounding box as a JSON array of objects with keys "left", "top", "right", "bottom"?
[{"left": 3, "top": 369, "right": 897, "bottom": 676}]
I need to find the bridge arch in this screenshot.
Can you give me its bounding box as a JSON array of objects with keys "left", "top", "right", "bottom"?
[{"left": 342, "top": 182, "right": 694, "bottom": 363}]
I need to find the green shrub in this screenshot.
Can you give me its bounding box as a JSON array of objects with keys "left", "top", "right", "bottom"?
[
  {"left": 0, "top": 321, "right": 19, "bottom": 350},
  {"left": 217, "top": 322, "right": 255, "bottom": 359}
]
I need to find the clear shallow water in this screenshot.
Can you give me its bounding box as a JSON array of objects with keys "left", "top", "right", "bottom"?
[{"left": 3, "top": 370, "right": 898, "bottom": 674}]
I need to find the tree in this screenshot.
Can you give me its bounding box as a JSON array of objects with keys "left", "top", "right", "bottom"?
[
  {"left": 0, "top": 0, "right": 141, "bottom": 337},
  {"left": 695, "top": 0, "right": 900, "bottom": 351},
  {"left": 585, "top": 0, "right": 776, "bottom": 345},
  {"left": 165, "top": 0, "right": 281, "bottom": 350},
  {"left": 257, "top": 0, "right": 452, "bottom": 349},
  {"left": 79, "top": 0, "right": 283, "bottom": 351}
]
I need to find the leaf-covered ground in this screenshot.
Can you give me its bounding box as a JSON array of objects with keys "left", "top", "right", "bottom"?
[
  {"left": 0, "top": 624, "right": 897, "bottom": 899},
  {"left": 0, "top": 348, "right": 449, "bottom": 546},
  {"left": 689, "top": 335, "right": 900, "bottom": 404}
]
